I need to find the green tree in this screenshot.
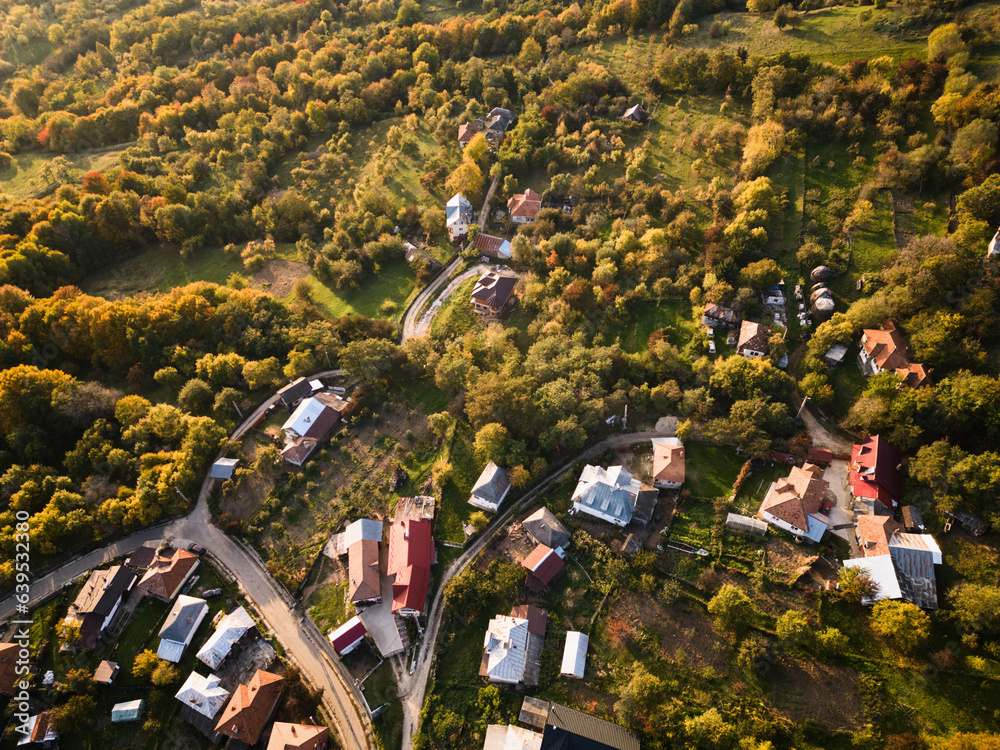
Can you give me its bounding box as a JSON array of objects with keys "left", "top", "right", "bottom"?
[
  {"left": 178, "top": 378, "right": 214, "bottom": 415},
  {"left": 243, "top": 358, "right": 283, "bottom": 391},
  {"left": 928, "top": 23, "right": 966, "bottom": 63},
  {"left": 341, "top": 338, "right": 398, "bottom": 388},
  {"left": 870, "top": 600, "right": 930, "bottom": 653},
  {"left": 776, "top": 609, "right": 811, "bottom": 648},
  {"left": 614, "top": 663, "right": 664, "bottom": 729},
  {"left": 132, "top": 649, "right": 160, "bottom": 679},
  {"left": 949, "top": 583, "right": 1000, "bottom": 635},
  {"left": 684, "top": 707, "right": 738, "bottom": 750},
  {"left": 474, "top": 422, "right": 511, "bottom": 465},
  {"left": 707, "top": 584, "right": 754, "bottom": 633},
  {"left": 839, "top": 566, "right": 879, "bottom": 604},
  {"left": 152, "top": 661, "right": 181, "bottom": 686},
  {"left": 51, "top": 696, "right": 97, "bottom": 737},
  {"left": 799, "top": 372, "right": 834, "bottom": 409}
]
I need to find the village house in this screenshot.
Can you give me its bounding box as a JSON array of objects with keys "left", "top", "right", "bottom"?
[
  {"left": 758, "top": 463, "right": 830, "bottom": 542},
  {"left": 471, "top": 271, "right": 518, "bottom": 321},
  {"left": 447, "top": 193, "right": 474, "bottom": 240},
  {"left": 280, "top": 392, "right": 348, "bottom": 466},
  {"left": 485, "top": 107, "right": 516, "bottom": 143},
  {"left": 857, "top": 320, "right": 932, "bottom": 388},
  {"left": 93, "top": 660, "right": 119, "bottom": 686},
  {"left": 650, "top": 437, "right": 685, "bottom": 490},
  {"left": 137, "top": 548, "right": 201, "bottom": 601},
  {"left": 211, "top": 457, "right": 240, "bottom": 480},
  {"left": 843, "top": 531, "right": 942, "bottom": 609},
  {"left": 521, "top": 544, "right": 565, "bottom": 594},
  {"left": 65, "top": 565, "right": 136, "bottom": 649},
  {"left": 276, "top": 377, "right": 312, "bottom": 408},
  {"left": 541, "top": 702, "right": 640, "bottom": 750},
  {"left": 702, "top": 303, "right": 739, "bottom": 328},
  {"left": 387, "top": 518, "right": 434, "bottom": 617},
  {"left": 856, "top": 514, "right": 901, "bottom": 557},
  {"left": 480, "top": 605, "right": 547, "bottom": 688},
  {"left": 849, "top": 435, "right": 903, "bottom": 511},
  {"left": 621, "top": 104, "right": 647, "bottom": 122},
  {"left": 214, "top": 669, "right": 284, "bottom": 746},
  {"left": 323, "top": 518, "right": 383, "bottom": 606},
  {"left": 111, "top": 700, "right": 145, "bottom": 723},
  {"left": 521, "top": 507, "right": 570, "bottom": 550},
  {"left": 458, "top": 120, "right": 484, "bottom": 148},
  {"left": 176, "top": 672, "right": 230, "bottom": 743},
  {"left": 737, "top": 320, "right": 770, "bottom": 359},
  {"left": 157, "top": 595, "right": 209, "bottom": 663},
  {"left": 197, "top": 606, "right": 255, "bottom": 670},
  {"left": 469, "top": 461, "right": 512, "bottom": 512},
  {"left": 17, "top": 712, "right": 57, "bottom": 749},
  {"left": 570, "top": 465, "right": 657, "bottom": 527},
  {"left": 473, "top": 233, "right": 513, "bottom": 260},
  {"left": 507, "top": 189, "right": 542, "bottom": 224},
  {"left": 267, "top": 723, "right": 330, "bottom": 750}
]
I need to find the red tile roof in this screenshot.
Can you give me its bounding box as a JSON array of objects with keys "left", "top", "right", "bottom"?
[
  {"left": 850, "top": 435, "right": 902, "bottom": 508},
  {"left": 215, "top": 670, "right": 284, "bottom": 744},
  {"left": 509, "top": 604, "right": 548, "bottom": 636},
  {"left": 652, "top": 442, "right": 685, "bottom": 485},
  {"left": 521, "top": 545, "right": 565, "bottom": 588},
  {"left": 328, "top": 617, "right": 367, "bottom": 655},
  {"left": 30, "top": 711, "right": 53, "bottom": 743},
  {"left": 507, "top": 189, "right": 542, "bottom": 219},
  {"left": 387, "top": 520, "right": 433, "bottom": 613},
  {"left": 760, "top": 463, "right": 828, "bottom": 533},
  {"left": 806, "top": 447, "right": 833, "bottom": 464},
  {"left": 137, "top": 549, "right": 200, "bottom": 601},
  {"left": 267, "top": 723, "right": 329, "bottom": 750},
  {"left": 857, "top": 515, "right": 901, "bottom": 557},
  {"left": 0, "top": 643, "right": 19, "bottom": 695},
  {"left": 737, "top": 320, "right": 770, "bottom": 355}
]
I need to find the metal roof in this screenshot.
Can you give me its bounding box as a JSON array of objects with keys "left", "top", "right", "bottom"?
[
  {"left": 470, "top": 461, "right": 512, "bottom": 509},
  {"left": 543, "top": 703, "right": 639, "bottom": 750},
  {"left": 111, "top": 699, "right": 144, "bottom": 722},
  {"left": 560, "top": 632, "right": 588, "bottom": 679},
  {"left": 197, "top": 606, "right": 255, "bottom": 670},
  {"left": 175, "top": 672, "right": 230, "bottom": 719}
]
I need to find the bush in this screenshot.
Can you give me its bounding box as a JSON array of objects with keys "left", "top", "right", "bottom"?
[{"left": 708, "top": 584, "right": 754, "bottom": 633}]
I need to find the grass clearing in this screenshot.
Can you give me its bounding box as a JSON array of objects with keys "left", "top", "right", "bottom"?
[
  {"left": 0, "top": 146, "right": 128, "bottom": 200},
  {"left": 685, "top": 443, "right": 744, "bottom": 500},
  {"left": 828, "top": 355, "right": 868, "bottom": 419},
  {"left": 306, "top": 572, "right": 351, "bottom": 635},
  {"left": 364, "top": 663, "right": 403, "bottom": 750},
  {"left": 436, "top": 420, "right": 482, "bottom": 543},
  {"left": 81, "top": 245, "right": 245, "bottom": 297},
  {"left": 431, "top": 277, "right": 479, "bottom": 339},
  {"left": 303, "top": 258, "right": 418, "bottom": 319},
  {"left": 621, "top": 298, "right": 697, "bottom": 354}
]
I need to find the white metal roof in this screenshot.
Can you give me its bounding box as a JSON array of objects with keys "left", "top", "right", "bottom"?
[
  {"left": 483, "top": 724, "right": 543, "bottom": 750},
  {"left": 560, "top": 631, "right": 588, "bottom": 679},
  {"left": 842, "top": 555, "right": 902, "bottom": 603},
  {"left": 483, "top": 615, "right": 530, "bottom": 684},
  {"left": 282, "top": 397, "right": 329, "bottom": 437},
  {"left": 111, "top": 699, "right": 144, "bottom": 722},
  {"left": 196, "top": 606, "right": 254, "bottom": 669},
  {"left": 175, "top": 672, "right": 230, "bottom": 719}
]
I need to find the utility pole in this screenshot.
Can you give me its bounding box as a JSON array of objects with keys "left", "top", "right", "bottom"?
[
  {"left": 796, "top": 395, "right": 810, "bottom": 420},
  {"left": 232, "top": 400, "right": 244, "bottom": 419},
  {"left": 324, "top": 349, "right": 331, "bottom": 368},
  {"left": 622, "top": 404, "right": 628, "bottom": 432}
]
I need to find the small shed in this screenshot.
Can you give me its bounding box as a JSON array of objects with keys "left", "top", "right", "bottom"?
[
  {"left": 519, "top": 696, "right": 550, "bottom": 730},
  {"left": 560, "top": 631, "right": 589, "bottom": 679},
  {"left": 806, "top": 447, "right": 834, "bottom": 465},
  {"left": 94, "top": 660, "right": 119, "bottom": 685},
  {"left": 622, "top": 104, "right": 647, "bottom": 122},
  {"left": 210, "top": 458, "right": 240, "bottom": 480},
  {"left": 901, "top": 506, "right": 925, "bottom": 533},
  {"left": 824, "top": 344, "right": 848, "bottom": 368},
  {"left": 726, "top": 513, "right": 768, "bottom": 536},
  {"left": 111, "top": 699, "right": 145, "bottom": 723},
  {"left": 329, "top": 616, "right": 367, "bottom": 656}
]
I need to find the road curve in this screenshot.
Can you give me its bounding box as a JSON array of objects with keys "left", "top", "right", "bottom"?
[
  {"left": 0, "top": 368, "right": 372, "bottom": 750},
  {"left": 394, "top": 429, "right": 668, "bottom": 749},
  {"left": 400, "top": 258, "right": 463, "bottom": 341}
]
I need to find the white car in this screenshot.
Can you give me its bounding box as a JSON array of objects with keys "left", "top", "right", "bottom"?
[{"left": 708, "top": 340, "right": 717, "bottom": 354}]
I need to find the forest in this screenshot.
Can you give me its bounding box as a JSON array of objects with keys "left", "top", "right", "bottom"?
[{"left": 0, "top": 0, "right": 1000, "bottom": 747}]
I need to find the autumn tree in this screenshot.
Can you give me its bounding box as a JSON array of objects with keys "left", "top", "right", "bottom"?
[{"left": 870, "top": 600, "right": 930, "bottom": 653}]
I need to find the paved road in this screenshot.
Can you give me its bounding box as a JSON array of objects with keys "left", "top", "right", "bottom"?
[
  {"left": 391, "top": 429, "right": 669, "bottom": 750},
  {"left": 400, "top": 258, "right": 463, "bottom": 341},
  {"left": 0, "top": 369, "right": 371, "bottom": 750}
]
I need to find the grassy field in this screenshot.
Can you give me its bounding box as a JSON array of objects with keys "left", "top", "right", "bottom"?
[
  {"left": 621, "top": 298, "right": 698, "bottom": 353},
  {"left": 364, "top": 663, "right": 403, "bottom": 750},
  {"left": 304, "top": 258, "right": 419, "bottom": 319},
  {"left": 0, "top": 147, "right": 126, "bottom": 200},
  {"left": 685, "top": 443, "right": 744, "bottom": 499},
  {"left": 431, "top": 277, "right": 480, "bottom": 339}
]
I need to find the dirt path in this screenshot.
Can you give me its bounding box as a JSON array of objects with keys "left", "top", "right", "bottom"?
[
  {"left": 800, "top": 408, "right": 853, "bottom": 454},
  {"left": 395, "top": 429, "right": 670, "bottom": 750}
]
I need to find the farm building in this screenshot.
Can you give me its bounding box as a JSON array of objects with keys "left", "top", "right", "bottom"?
[{"left": 560, "top": 632, "right": 588, "bottom": 679}]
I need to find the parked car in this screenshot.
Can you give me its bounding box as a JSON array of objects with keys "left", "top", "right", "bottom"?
[
  {"left": 203, "top": 588, "right": 223, "bottom": 598},
  {"left": 188, "top": 543, "right": 206, "bottom": 556},
  {"left": 708, "top": 340, "right": 716, "bottom": 354}
]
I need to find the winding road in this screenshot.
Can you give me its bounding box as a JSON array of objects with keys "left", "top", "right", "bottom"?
[
  {"left": 400, "top": 257, "right": 463, "bottom": 341},
  {"left": 0, "top": 370, "right": 373, "bottom": 750}
]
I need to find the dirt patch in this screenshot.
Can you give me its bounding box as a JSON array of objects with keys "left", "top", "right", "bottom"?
[
  {"left": 252, "top": 259, "right": 311, "bottom": 297},
  {"left": 342, "top": 640, "right": 382, "bottom": 682},
  {"left": 767, "top": 657, "right": 863, "bottom": 731},
  {"left": 610, "top": 590, "right": 731, "bottom": 674},
  {"left": 476, "top": 520, "right": 536, "bottom": 572},
  {"left": 764, "top": 537, "right": 821, "bottom": 584}
]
